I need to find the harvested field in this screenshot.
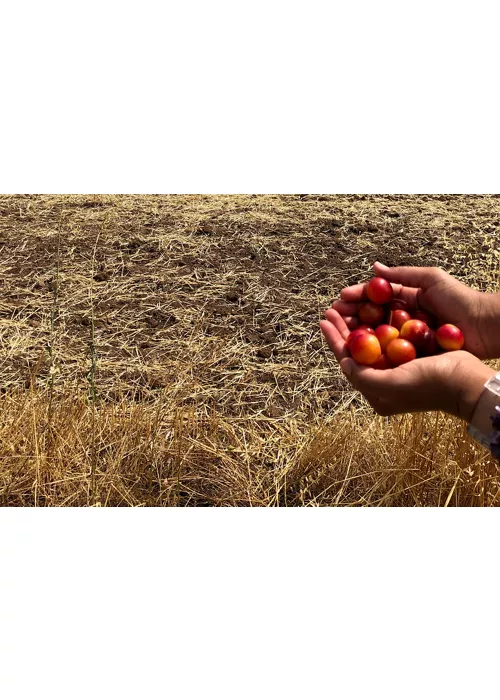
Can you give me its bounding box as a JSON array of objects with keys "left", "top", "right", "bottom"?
[{"left": 0, "top": 194, "right": 499, "bottom": 506}]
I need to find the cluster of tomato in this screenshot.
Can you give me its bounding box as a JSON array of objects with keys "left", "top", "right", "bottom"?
[{"left": 347, "top": 277, "right": 465, "bottom": 368}]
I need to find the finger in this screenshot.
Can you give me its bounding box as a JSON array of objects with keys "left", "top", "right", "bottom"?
[
  {"left": 319, "top": 320, "right": 350, "bottom": 362},
  {"left": 373, "top": 262, "right": 446, "bottom": 290},
  {"left": 324, "top": 308, "right": 351, "bottom": 340},
  {"left": 340, "top": 283, "right": 367, "bottom": 303},
  {"left": 392, "top": 286, "right": 420, "bottom": 309},
  {"left": 341, "top": 279, "right": 419, "bottom": 310},
  {"left": 331, "top": 299, "right": 361, "bottom": 316},
  {"left": 345, "top": 316, "right": 359, "bottom": 330}
]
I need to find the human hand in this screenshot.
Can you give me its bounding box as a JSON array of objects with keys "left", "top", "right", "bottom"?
[
  {"left": 320, "top": 308, "right": 495, "bottom": 420},
  {"left": 331, "top": 262, "right": 500, "bottom": 360}
]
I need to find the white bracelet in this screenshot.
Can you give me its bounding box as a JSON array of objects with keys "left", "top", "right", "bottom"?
[{"left": 467, "top": 372, "right": 500, "bottom": 453}]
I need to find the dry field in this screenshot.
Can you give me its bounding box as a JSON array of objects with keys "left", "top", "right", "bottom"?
[{"left": 1, "top": 194, "right": 499, "bottom": 506}]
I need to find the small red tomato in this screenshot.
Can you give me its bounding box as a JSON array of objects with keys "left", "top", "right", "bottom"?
[
  {"left": 399, "top": 319, "right": 429, "bottom": 351},
  {"left": 371, "top": 354, "right": 392, "bottom": 370},
  {"left": 386, "top": 338, "right": 417, "bottom": 366},
  {"left": 349, "top": 333, "right": 382, "bottom": 366},
  {"left": 388, "top": 299, "right": 408, "bottom": 311},
  {"left": 359, "top": 302, "right": 385, "bottom": 327},
  {"left": 419, "top": 328, "right": 438, "bottom": 356},
  {"left": 414, "top": 310, "right": 435, "bottom": 328},
  {"left": 436, "top": 324, "right": 465, "bottom": 351},
  {"left": 375, "top": 324, "right": 399, "bottom": 352},
  {"left": 390, "top": 310, "right": 412, "bottom": 331},
  {"left": 365, "top": 277, "right": 393, "bottom": 305},
  {"left": 347, "top": 328, "right": 371, "bottom": 350}
]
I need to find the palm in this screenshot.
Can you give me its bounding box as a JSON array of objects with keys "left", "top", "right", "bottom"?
[{"left": 376, "top": 353, "right": 460, "bottom": 414}]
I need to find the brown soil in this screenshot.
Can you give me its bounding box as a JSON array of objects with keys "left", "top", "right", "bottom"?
[{"left": 0, "top": 194, "right": 499, "bottom": 505}]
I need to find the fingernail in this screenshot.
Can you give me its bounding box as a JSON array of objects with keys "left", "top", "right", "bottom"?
[{"left": 374, "top": 261, "right": 389, "bottom": 270}]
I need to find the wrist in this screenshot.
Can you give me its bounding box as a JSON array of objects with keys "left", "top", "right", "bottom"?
[
  {"left": 467, "top": 373, "right": 500, "bottom": 457},
  {"left": 457, "top": 363, "right": 496, "bottom": 423}
]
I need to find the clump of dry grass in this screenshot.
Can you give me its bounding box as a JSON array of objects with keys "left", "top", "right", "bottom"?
[
  {"left": 0, "top": 194, "right": 499, "bottom": 506},
  {"left": 0, "top": 387, "right": 497, "bottom": 506}
]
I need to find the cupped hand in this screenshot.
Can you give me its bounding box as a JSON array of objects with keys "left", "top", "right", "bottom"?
[
  {"left": 331, "top": 262, "right": 499, "bottom": 360},
  {"left": 320, "top": 308, "right": 495, "bottom": 420}
]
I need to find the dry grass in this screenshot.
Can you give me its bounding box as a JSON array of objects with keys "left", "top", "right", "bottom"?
[{"left": 0, "top": 194, "right": 499, "bottom": 506}]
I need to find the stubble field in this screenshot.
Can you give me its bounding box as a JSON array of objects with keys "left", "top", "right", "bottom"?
[{"left": 1, "top": 194, "right": 499, "bottom": 506}]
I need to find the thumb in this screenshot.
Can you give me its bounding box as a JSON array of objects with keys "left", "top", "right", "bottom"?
[{"left": 373, "top": 262, "right": 446, "bottom": 290}]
